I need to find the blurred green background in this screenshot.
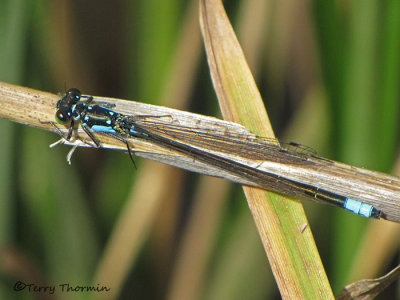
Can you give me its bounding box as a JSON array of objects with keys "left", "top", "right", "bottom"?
[{"left": 0, "top": 0, "right": 399, "bottom": 299}]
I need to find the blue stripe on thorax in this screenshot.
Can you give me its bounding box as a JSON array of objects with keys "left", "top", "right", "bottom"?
[{"left": 91, "top": 125, "right": 116, "bottom": 133}]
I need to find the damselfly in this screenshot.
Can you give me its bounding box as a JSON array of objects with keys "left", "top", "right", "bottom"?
[{"left": 48, "top": 89, "right": 384, "bottom": 220}]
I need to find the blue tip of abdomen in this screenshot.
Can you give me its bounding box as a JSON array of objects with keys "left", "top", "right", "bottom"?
[{"left": 344, "top": 198, "right": 373, "bottom": 218}]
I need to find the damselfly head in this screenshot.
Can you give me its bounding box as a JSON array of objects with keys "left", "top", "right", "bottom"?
[{"left": 55, "top": 88, "right": 82, "bottom": 124}]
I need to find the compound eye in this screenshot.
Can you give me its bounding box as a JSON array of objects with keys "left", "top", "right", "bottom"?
[
  {"left": 67, "top": 88, "right": 81, "bottom": 102},
  {"left": 55, "top": 110, "right": 69, "bottom": 124}
]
